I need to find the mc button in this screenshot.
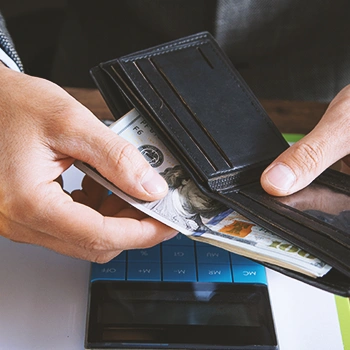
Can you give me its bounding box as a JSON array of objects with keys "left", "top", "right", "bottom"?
[{"left": 232, "top": 264, "right": 267, "bottom": 284}]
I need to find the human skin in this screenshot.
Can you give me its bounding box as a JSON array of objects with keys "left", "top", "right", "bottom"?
[
  {"left": 0, "top": 64, "right": 176, "bottom": 263},
  {"left": 261, "top": 84, "right": 350, "bottom": 196},
  {"left": 1, "top": 64, "right": 350, "bottom": 262}
]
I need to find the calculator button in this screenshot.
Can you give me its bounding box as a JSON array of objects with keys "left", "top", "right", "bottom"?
[
  {"left": 162, "top": 246, "right": 195, "bottom": 264},
  {"left": 162, "top": 263, "right": 197, "bottom": 282},
  {"left": 128, "top": 246, "right": 160, "bottom": 262},
  {"left": 197, "top": 264, "right": 233, "bottom": 283},
  {"left": 230, "top": 253, "right": 260, "bottom": 266},
  {"left": 111, "top": 251, "right": 127, "bottom": 262},
  {"left": 232, "top": 264, "right": 267, "bottom": 284},
  {"left": 194, "top": 241, "right": 210, "bottom": 248},
  {"left": 90, "top": 262, "right": 126, "bottom": 282},
  {"left": 196, "top": 246, "right": 230, "bottom": 264},
  {"left": 162, "top": 234, "right": 194, "bottom": 246},
  {"left": 127, "top": 262, "right": 161, "bottom": 281}
]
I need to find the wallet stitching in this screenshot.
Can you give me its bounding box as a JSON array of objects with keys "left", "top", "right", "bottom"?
[{"left": 122, "top": 34, "right": 208, "bottom": 62}]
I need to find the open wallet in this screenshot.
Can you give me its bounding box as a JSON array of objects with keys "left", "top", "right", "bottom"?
[{"left": 88, "top": 31, "right": 350, "bottom": 296}]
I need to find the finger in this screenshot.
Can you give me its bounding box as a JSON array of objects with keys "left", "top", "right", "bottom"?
[
  {"left": 261, "top": 86, "right": 350, "bottom": 196},
  {"left": 71, "top": 175, "right": 108, "bottom": 210},
  {"left": 97, "top": 193, "right": 131, "bottom": 216},
  {"left": 50, "top": 102, "right": 168, "bottom": 201},
  {"left": 25, "top": 182, "right": 176, "bottom": 251},
  {"left": 2, "top": 218, "right": 123, "bottom": 263},
  {"left": 114, "top": 207, "right": 148, "bottom": 220}
]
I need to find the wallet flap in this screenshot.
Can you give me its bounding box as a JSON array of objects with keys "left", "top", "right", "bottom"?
[{"left": 98, "top": 32, "right": 289, "bottom": 190}]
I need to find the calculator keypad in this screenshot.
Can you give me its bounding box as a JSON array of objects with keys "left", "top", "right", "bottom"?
[{"left": 91, "top": 234, "right": 267, "bottom": 285}]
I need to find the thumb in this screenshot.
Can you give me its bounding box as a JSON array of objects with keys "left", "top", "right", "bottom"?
[
  {"left": 54, "top": 103, "right": 168, "bottom": 201},
  {"left": 261, "top": 86, "right": 350, "bottom": 196}
]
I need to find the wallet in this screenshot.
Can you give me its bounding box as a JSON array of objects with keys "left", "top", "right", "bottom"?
[{"left": 89, "top": 32, "right": 350, "bottom": 296}]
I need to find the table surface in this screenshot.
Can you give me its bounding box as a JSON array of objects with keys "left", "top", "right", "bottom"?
[{"left": 0, "top": 89, "right": 345, "bottom": 350}]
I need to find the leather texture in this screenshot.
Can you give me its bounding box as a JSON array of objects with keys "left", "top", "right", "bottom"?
[{"left": 90, "top": 32, "right": 350, "bottom": 296}]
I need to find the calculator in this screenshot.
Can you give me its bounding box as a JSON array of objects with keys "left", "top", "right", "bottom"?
[{"left": 85, "top": 234, "right": 278, "bottom": 349}]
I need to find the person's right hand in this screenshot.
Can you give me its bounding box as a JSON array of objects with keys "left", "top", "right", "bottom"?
[
  {"left": 261, "top": 84, "right": 350, "bottom": 196},
  {"left": 0, "top": 64, "right": 176, "bottom": 263}
]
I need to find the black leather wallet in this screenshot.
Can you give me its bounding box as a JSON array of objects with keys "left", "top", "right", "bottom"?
[{"left": 89, "top": 32, "right": 350, "bottom": 296}]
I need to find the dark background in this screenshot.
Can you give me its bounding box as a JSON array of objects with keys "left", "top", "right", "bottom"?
[{"left": 1, "top": 1, "right": 67, "bottom": 79}]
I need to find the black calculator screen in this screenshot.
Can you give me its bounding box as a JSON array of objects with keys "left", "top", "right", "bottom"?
[{"left": 86, "top": 281, "right": 277, "bottom": 349}]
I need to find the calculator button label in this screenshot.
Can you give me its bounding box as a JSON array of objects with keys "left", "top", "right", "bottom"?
[
  {"left": 90, "top": 262, "right": 126, "bottom": 282},
  {"left": 128, "top": 246, "right": 160, "bottom": 262},
  {"left": 162, "top": 246, "right": 195, "bottom": 264},
  {"left": 196, "top": 246, "right": 230, "bottom": 264},
  {"left": 127, "top": 262, "right": 161, "bottom": 281},
  {"left": 232, "top": 265, "right": 267, "bottom": 284},
  {"left": 197, "top": 264, "right": 232, "bottom": 283},
  {"left": 162, "top": 263, "right": 197, "bottom": 282}
]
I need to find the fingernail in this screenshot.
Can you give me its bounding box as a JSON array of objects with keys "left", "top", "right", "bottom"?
[
  {"left": 264, "top": 163, "right": 296, "bottom": 192},
  {"left": 141, "top": 168, "right": 167, "bottom": 194}
]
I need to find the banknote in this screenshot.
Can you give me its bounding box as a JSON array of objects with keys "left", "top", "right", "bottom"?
[{"left": 75, "top": 109, "right": 331, "bottom": 278}]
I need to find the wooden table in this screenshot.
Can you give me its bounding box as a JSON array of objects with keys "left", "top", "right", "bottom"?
[{"left": 65, "top": 87, "right": 329, "bottom": 134}]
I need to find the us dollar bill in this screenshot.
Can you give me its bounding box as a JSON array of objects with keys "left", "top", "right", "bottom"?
[{"left": 75, "top": 109, "right": 331, "bottom": 278}]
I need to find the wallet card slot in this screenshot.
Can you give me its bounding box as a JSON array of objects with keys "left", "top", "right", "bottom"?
[
  {"left": 131, "top": 57, "right": 235, "bottom": 176},
  {"left": 147, "top": 57, "right": 233, "bottom": 168},
  {"left": 117, "top": 34, "right": 288, "bottom": 189},
  {"left": 133, "top": 58, "right": 228, "bottom": 173},
  {"left": 196, "top": 46, "right": 215, "bottom": 69}
]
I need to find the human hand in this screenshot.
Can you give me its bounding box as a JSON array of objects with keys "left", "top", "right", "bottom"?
[
  {"left": 261, "top": 84, "right": 350, "bottom": 196},
  {"left": 0, "top": 65, "right": 176, "bottom": 262}
]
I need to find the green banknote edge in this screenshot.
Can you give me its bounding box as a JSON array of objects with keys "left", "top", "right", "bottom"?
[{"left": 335, "top": 296, "right": 350, "bottom": 349}]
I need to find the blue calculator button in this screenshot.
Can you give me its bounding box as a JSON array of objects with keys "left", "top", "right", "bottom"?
[
  {"left": 127, "top": 262, "right": 161, "bottom": 281},
  {"left": 162, "top": 234, "right": 194, "bottom": 246},
  {"left": 90, "top": 262, "right": 126, "bottom": 282},
  {"left": 196, "top": 246, "right": 230, "bottom": 264},
  {"left": 197, "top": 264, "right": 232, "bottom": 283},
  {"left": 128, "top": 246, "right": 160, "bottom": 262},
  {"left": 111, "top": 251, "right": 127, "bottom": 262},
  {"left": 162, "top": 263, "right": 197, "bottom": 282},
  {"left": 162, "top": 245, "right": 195, "bottom": 264},
  {"left": 194, "top": 241, "right": 210, "bottom": 248},
  {"left": 230, "top": 253, "right": 260, "bottom": 266},
  {"left": 232, "top": 264, "right": 267, "bottom": 284}
]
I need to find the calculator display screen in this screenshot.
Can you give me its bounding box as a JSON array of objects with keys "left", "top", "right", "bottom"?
[{"left": 86, "top": 281, "right": 277, "bottom": 349}]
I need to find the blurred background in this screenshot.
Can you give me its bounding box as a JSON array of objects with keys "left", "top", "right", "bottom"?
[{"left": 1, "top": 0, "right": 66, "bottom": 79}]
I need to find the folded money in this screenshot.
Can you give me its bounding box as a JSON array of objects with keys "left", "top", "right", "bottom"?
[{"left": 75, "top": 109, "right": 331, "bottom": 278}]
